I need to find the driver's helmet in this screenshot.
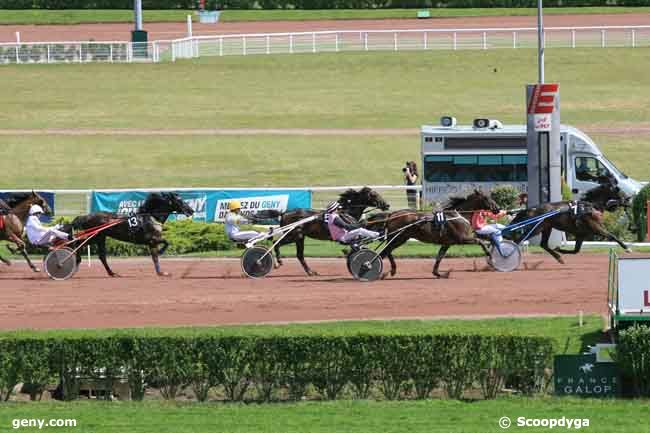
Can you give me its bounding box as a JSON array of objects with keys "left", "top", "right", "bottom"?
[
  {"left": 228, "top": 200, "right": 241, "bottom": 211},
  {"left": 325, "top": 201, "right": 341, "bottom": 214},
  {"left": 29, "top": 204, "right": 44, "bottom": 216}
]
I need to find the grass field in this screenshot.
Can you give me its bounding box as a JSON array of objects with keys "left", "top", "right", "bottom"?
[
  {"left": 2, "top": 134, "right": 647, "bottom": 190},
  {"left": 1, "top": 7, "right": 649, "bottom": 25},
  {"left": 1, "top": 398, "right": 648, "bottom": 433},
  {"left": 3, "top": 49, "right": 650, "bottom": 131}
]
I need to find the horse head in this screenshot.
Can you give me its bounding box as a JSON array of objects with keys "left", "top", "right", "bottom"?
[
  {"left": 30, "top": 191, "right": 52, "bottom": 216},
  {"left": 582, "top": 182, "right": 628, "bottom": 211},
  {"left": 161, "top": 192, "right": 195, "bottom": 217},
  {"left": 338, "top": 187, "right": 389, "bottom": 219}
]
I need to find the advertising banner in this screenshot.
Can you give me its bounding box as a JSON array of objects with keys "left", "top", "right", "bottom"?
[
  {"left": 0, "top": 191, "right": 56, "bottom": 223},
  {"left": 90, "top": 189, "right": 312, "bottom": 223}
]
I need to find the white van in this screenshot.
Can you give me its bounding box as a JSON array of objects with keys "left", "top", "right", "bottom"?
[{"left": 421, "top": 119, "right": 642, "bottom": 204}]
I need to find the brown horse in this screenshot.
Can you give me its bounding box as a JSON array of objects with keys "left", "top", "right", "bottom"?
[
  {"left": 255, "top": 187, "right": 390, "bottom": 276},
  {"left": 0, "top": 191, "right": 53, "bottom": 272},
  {"left": 507, "top": 180, "right": 630, "bottom": 263},
  {"left": 366, "top": 190, "right": 500, "bottom": 278}
]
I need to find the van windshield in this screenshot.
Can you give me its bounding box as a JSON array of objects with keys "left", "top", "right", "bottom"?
[
  {"left": 603, "top": 157, "right": 628, "bottom": 179},
  {"left": 423, "top": 154, "right": 528, "bottom": 182}
]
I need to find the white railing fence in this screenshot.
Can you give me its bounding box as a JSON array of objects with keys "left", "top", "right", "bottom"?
[
  {"left": 3, "top": 25, "right": 649, "bottom": 65},
  {"left": 168, "top": 25, "right": 650, "bottom": 61}
]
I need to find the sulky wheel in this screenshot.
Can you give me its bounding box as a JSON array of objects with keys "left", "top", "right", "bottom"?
[
  {"left": 487, "top": 240, "right": 522, "bottom": 272},
  {"left": 44, "top": 247, "right": 78, "bottom": 281},
  {"left": 348, "top": 249, "right": 383, "bottom": 282},
  {"left": 241, "top": 246, "right": 274, "bottom": 279}
]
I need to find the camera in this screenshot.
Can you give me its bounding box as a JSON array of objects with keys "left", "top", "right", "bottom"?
[{"left": 403, "top": 162, "right": 411, "bottom": 173}]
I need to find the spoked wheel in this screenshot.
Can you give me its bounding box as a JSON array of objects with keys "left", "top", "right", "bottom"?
[
  {"left": 348, "top": 249, "right": 383, "bottom": 282},
  {"left": 241, "top": 246, "right": 274, "bottom": 279},
  {"left": 486, "top": 240, "right": 522, "bottom": 272},
  {"left": 44, "top": 247, "right": 78, "bottom": 281}
]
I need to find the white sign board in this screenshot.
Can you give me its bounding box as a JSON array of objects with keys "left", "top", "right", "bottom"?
[
  {"left": 214, "top": 194, "right": 289, "bottom": 222},
  {"left": 618, "top": 258, "right": 650, "bottom": 313},
  {"left": 534, "top": 113, "right": 552, "bottom": 132}
]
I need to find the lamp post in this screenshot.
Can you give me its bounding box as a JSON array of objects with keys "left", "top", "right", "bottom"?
[{"left": 537, "top": 0, "right": 544, "bottom": 83}]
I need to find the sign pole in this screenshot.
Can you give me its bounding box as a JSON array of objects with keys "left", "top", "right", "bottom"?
[{"left": 537, "top": 0, "right": 544, "bottom": 84}]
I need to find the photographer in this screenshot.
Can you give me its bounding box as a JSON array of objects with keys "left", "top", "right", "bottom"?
[{"left": 403, "top": 161, "right": 419, "bottom": 209}]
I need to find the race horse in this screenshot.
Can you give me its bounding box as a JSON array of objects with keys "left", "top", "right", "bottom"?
[
  {"left": 255, "top": 187, "right": 390, "bottom": 276},
  {"left": 67, "top": 192, "right": 194, "bottom": 277},
  {"left": 507, "top": 178, "right": 631, "bottom": 263},
  {"left": 0, "top": 191, "right": 53, "bottom": 272},
  {"left": 365, "top": 189, "right": 500, "bottom": 278}
]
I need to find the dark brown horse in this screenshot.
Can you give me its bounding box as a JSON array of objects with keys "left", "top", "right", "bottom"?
[
  {"left": 0, "top": 191, "right": 53, "bottom": 272},
  {"left": 255, "top": 187, "right": 390, "bottom": 276},
  {"left": 366, "top": 189, "right": 500, "bottom": 278},
  {"left": 507, "top": 180, "right": 630, "bottom": 263},
  {"left": 68, "top": 192, "right": 194, "bottom": 277}
]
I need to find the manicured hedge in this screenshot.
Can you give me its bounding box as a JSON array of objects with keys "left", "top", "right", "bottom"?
[
  {"left": 1, "top": 0, "right": 648, "bottom": 9},
  {"left": 616, "top": 325, "right": 650, "bottom": 397},
  {"left": 0, "top": 334, "right": 553, "bottom": 402}
]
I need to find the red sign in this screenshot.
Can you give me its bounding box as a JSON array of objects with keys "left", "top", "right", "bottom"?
[{"left": 527, "top": 83, "right": 559, "bottom": 114}]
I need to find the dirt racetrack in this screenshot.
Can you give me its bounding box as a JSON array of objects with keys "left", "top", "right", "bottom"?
[
  {"left": 0, "top": 253, "right": 624, "bottom": 330},
  {"left": 2, "top": 13, "right": 650, "bottom": 43}
]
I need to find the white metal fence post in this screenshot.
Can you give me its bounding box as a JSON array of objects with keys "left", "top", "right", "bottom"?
[
  {"left": 47, "top": 44, "right": 51, "bottom": 63},
  {"left": 219, "top": 37, "right": 223, "bottom": 56},
  {"left": 571, "top": 29, "right": 576, "bottom": 48},
  {"left": 15, "top": 44, "right": 19, "bottom": 63},
  {"left": 266, "top": 35, "right": 270, "bottom": 54},
  {"left": 482, "top": 31, "right": 487, "bottom": 49},
  {"left": 289, "top": 34, "right": 293, "bottom": 54},
  {"left": 312, "top": 32, "right": 316, "bottom": 53},
  {"left": 335, "top": 33, "right": 339, "bottom": 52},
  {"left": 453, "top": 32, "right": 457, "bottom": 50},
  {"left": 601, "top": 29, "right": 606, "bottom": 48},
  {"left": 512, "top": 31, "right": 517, "bottom": 48},
  {"left": 243, "top": 36, "right": 246, "bottom": 55},
  {"left": 632, "top": 29, "right": 636, "bottom": 48},
  {"left": 423, "top": 32, "right": 428, "bottom": 50},
  {"left": 171, "top": 42, "right": 176, "bottom": 62},
  {"left": 394, "top": 32, "right": 397, "bottom": 51},
  {"left": 364, "top": 33, "right": 368, "bottom": 51},
  {"left": 79, "top": 43, "right": 83, "bottom": 63}
]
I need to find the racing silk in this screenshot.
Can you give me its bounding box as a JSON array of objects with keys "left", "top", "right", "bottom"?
[
  {"left": 471, "top": 210, "right": 506, "bottom": 231},
  {"left": 25, "top": 215, "right": 68, "bottom": 246},
  {"left": 326, "top": 213, "right": 360, "bottom": 241},
  {"left": 224, "top": 211, "right": 249, "bottom": 239}
]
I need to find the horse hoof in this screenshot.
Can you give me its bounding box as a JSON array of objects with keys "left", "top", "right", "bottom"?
[
  {"left": 158, "top": 272, "right": 171, "bottom": 277},
  {"left": 625, "top": 248, "right": 633, "bottom": 254},
  {"left": 33, "top": 267, "right": 41, "bottom": 273},
  {"left": 433, "top": 271, "right": 450, "bottom": 279},
  {"left": 380, "top": 272, "right": 389, "bottom": 280},
  {"left": 109, "top": 273, "right": 121, "bottom": 278},
  {"left": 307, "top": 271, "right": 319, "bottom": 277}
]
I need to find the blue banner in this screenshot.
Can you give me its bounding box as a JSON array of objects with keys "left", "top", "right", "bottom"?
[
  {"left": 90, "top": 189, "right": 312, "bottom": 223},
  {"left": 0, "top": 191, "right": 55, "bottom": 223}
]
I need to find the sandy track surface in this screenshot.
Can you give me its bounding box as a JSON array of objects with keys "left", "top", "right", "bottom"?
[
  {"left": 0, "top": 254, "right": 619, "bottom": 330},
  {"left": 2, "top": 13, "right": 650, "bottom": 43}
]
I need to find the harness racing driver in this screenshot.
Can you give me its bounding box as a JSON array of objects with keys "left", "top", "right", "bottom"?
[{"left": 25, "top": 205, "right": 71, "bottom": 247}]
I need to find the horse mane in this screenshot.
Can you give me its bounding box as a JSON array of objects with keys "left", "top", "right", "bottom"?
[
  {"left": 4, "top": 192, "right": 32, "bottom": 208},
  {"left": 443, "top": 196, "right": 466, "bottom": 210},
  {"left": 338, "top": 188, "right": 359, "bottom": 205},
  {"left": 138, "top": 193, "right": 164, "bottom": 213}
]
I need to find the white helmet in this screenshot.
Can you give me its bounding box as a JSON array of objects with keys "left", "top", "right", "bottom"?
[
  {"left": 29, "top": 204, "right": 44, "bottom": 216},
  {"left": 325, "top": 201, "right": 341, "bottom": 213}
]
